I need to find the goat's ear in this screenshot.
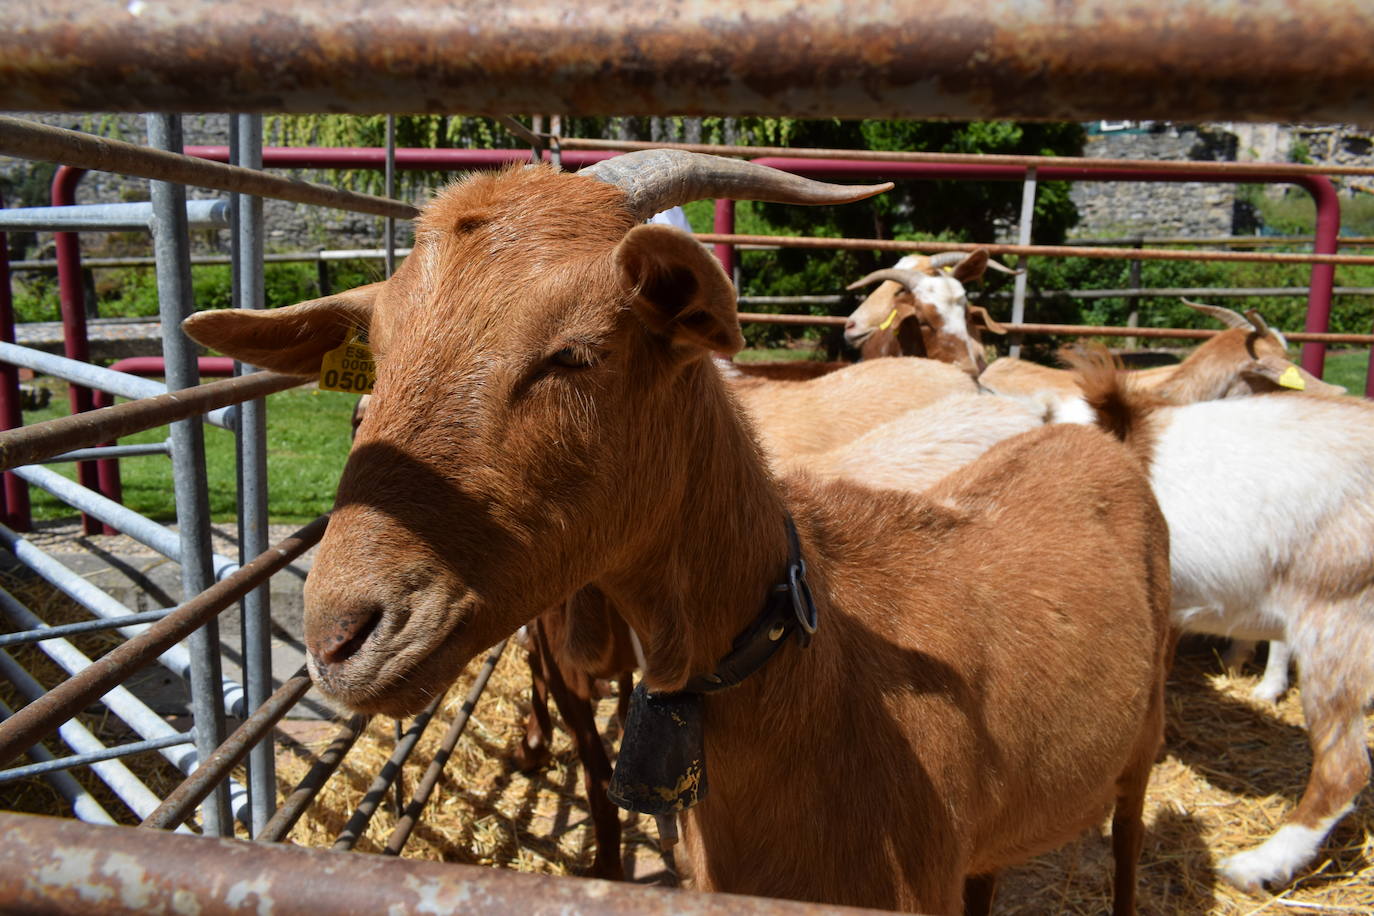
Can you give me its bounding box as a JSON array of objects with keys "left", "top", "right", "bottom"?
[
  {"left": 1246, "top": 354, "right": 1345, "bottom": 395},
  {"left": 952, "top": 249, "right": 991, "bottom": 285},
  {"left": 616, "top": 224, "right": 743, "bottom": 355},
  {"left": 182, "top": 283, "right": 380, "bottom": 376},
  {"left": 968, "top": 304, "right": 1008, "bottom": 335}
]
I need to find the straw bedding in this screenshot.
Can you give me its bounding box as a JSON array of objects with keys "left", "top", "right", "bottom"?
[{"left": 2, "top": 565, "right": 1371, "bottom": 912}]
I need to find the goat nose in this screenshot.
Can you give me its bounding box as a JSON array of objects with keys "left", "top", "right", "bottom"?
[
  {"left": 844, "top": 319, "right": 856, "bottom": 331},
  {"left": 308, "top": 606, "right": 383, "bottom": 666}
]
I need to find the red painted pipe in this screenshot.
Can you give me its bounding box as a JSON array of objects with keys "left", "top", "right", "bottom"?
[
  {"left": 0, "top": 192, "right": 31, "bottom": 531},
  {"left": 87, "top": 357, "right": 236, "bottom": 507},
  {"left": 51, "top": 165, "right": 111, "bottom": 534}
]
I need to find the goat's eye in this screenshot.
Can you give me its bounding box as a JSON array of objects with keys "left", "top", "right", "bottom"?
[{"left": 549, "top": 346, "right": 593, "bottom": 369}]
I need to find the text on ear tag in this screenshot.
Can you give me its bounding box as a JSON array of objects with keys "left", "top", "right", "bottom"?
[
  {"left": 320, "top": 338, "right": 376, "bottom": 394},
  {"left": 1278, "top": 365, "right": 1306, "bottom": 390}
]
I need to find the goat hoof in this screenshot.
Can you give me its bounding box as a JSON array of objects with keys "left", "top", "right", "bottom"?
[
  {"left": 1249, "top": 682, "right": 1287, "bottom": 704},
  {"left": 1219, "top": 826, "right": 1320, "bottom": 892}
]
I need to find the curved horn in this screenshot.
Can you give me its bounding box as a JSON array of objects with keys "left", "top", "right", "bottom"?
[
  {"left": 926, "top": 251, "right": 1023, "bottom": 277},
  {"left": 1243, "top": 308, "right": 1273, "bottom": 336},
  {"left": 846, "top": 268, "right": 924, "bottom": 292},
  {"left": 581, "top": 150, "right": 893, "bottom": 220},
  {"left": 927, "top": 252, "right": 968, "bottom": 271},
  {"left": 1180, "top": 298, "right": 1251, "bottom": 330}
]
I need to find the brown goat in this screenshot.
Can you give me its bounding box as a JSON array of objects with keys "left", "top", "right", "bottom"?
[
  {"left": 185, "top": 153, "right": 1171, "bottom": 914},
  {"left": 979, "top": 300, "right": 1345, "bottom": 403},
  {"left": 726, "top": 356, "right": 979, "bottom": 463}
]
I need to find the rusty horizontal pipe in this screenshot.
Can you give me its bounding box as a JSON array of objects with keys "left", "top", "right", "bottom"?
[
  {"left": 696, "top": 234, "right": 1374, "bottom": 268},
  {"left": 0, "top": 516, "right": 329, "bottom": 769},
  {"left": 141, "top": 669, "right": 313, "bottom": 832},
  {"left": 3, "top": 1, "right": 1374, "bottom": 123},
  {"left": 0, "top": 811, "right": 889, "bottom": 915},
  {"left": 257, "top": 713, "right": 370, "bottom": 843},
  {"left": 735, "top": 313, "right": 1374, "bottom": 345},
  {"left": 0, "top": 118, "right": 417, "bottom": 220},
  {"left": 0, "top": 371, "right": 304, "bottom": 472}
]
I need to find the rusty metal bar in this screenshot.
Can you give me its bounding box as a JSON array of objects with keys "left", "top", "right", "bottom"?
[
  {"left": 383, "top": 639, "right": 508, "bottom": 856},
  {"left": 0, "top": 371, "right": 304, "bottom": 472},
  {"left": 0, "top": 515, "right": 329, "bottom": 768},
  {"left": 331, "top": 691, "right": 446, "bottom": 851},
  {"left": 695, "top": 233, "right": 1374, "bottom": 267},
  {"left": 0, "top": 810, "right": 889, "bottom": 915},
  {"left": 257, "top": 713, "right": 371, "bottom": 843},
  {"left": 141, "top": 670, "right": 312, "bottom": 832},
  {"left": 0, "top": 118, "right": 416, "bottom": 220},
  {"left": 735, "top": 312, "right": 1374, "bottom": 345},
  {"left": 4, "top": 1, "right": 1374, "bottom": 124}
]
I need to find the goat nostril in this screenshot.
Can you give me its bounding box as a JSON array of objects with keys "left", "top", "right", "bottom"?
[
  {"left": 844, "top": 319, "right": 856, "bottom": 331},
  {"left": 316, "top": 608, "right": 382, "bottom": 666}
]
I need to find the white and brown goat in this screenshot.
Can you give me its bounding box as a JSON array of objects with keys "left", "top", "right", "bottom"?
[
  {"left": 843, "top": 251, "right": 1013, "bottom": 373},
  {"left": 1074, "top": 353, "right": 1372, "bottom": 892},
  {"left": 186, "top": 152, "right": 1171, "bottom": 914}
]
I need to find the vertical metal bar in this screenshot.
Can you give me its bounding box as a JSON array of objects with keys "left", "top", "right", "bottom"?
[
  {"left": 1296, "top": 175, "right": 1339, "bottom": 382},
  {"left": 1008, "top": 167, "right": 1037, "bottom": 359},
  {"left": 384, "top": 114, "right": 396, "bottom": 279},
  {"left": 315, "top": 251, "right": 331, "bottom": 296},
  {"left": 51, "top": 166, "right": 104, "bottom": 534},
  {"left": 1125, "top": 238, "right": 1143, "bottom": 350},
  {"left": 145, "top": 112, "right": 230, "bottom": 836},
  {"left": 0, "top": 192, "right": 30, "bottom": 531},
  {"left": 233, "top": 112, "right": 274, "bottom": 838},
  {"left": 383, "top": 111, "right": 404, "bottom": 818}
]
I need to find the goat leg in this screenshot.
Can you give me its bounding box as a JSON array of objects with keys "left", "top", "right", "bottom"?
[
  {"left": 512, "top": 625, "right": 555, "bottom": 773},
  {"left": 1220, "top": 638, "right": 1370, "bottom": 891},
  {"left": 537, "top": 621, "right": 626, "bottom": 882},
  {"left": 962, "top": 873, "right": 997, "bottom": 916}
]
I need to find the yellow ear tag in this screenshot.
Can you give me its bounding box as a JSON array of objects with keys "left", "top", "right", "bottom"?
[
  {"left": 319, "top": 337, "right": 376, "bottom": 394},
  {"left": 1278, "top": 365, "right": 1306, "bottom": 390},
  {"left": 878, "top": 307, "right": 899, "bottom": 332}
]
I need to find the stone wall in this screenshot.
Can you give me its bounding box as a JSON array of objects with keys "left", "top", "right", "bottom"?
[
  {"left": 0, "top": 113, "right": 412, "bottom": 263},
  {"left": 1067, "top": 125, "right": 1239, "bottom": 239}
]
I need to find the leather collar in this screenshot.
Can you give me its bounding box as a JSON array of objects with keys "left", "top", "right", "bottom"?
[{"left": 681, "top": 513, "right": 818, "bottom": 694}]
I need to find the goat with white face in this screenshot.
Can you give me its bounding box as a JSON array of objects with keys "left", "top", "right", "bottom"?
[{"left": 843, "top": 251, "right": 1013, "bottom": 374}]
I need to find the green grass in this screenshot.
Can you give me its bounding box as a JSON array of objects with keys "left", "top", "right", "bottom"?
[
  {"left": 1320, "top": 349, "right": 1369, "bottom": 394},
  {"left": 22, "top": 380, "right": 357, "bottom": 524}
]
